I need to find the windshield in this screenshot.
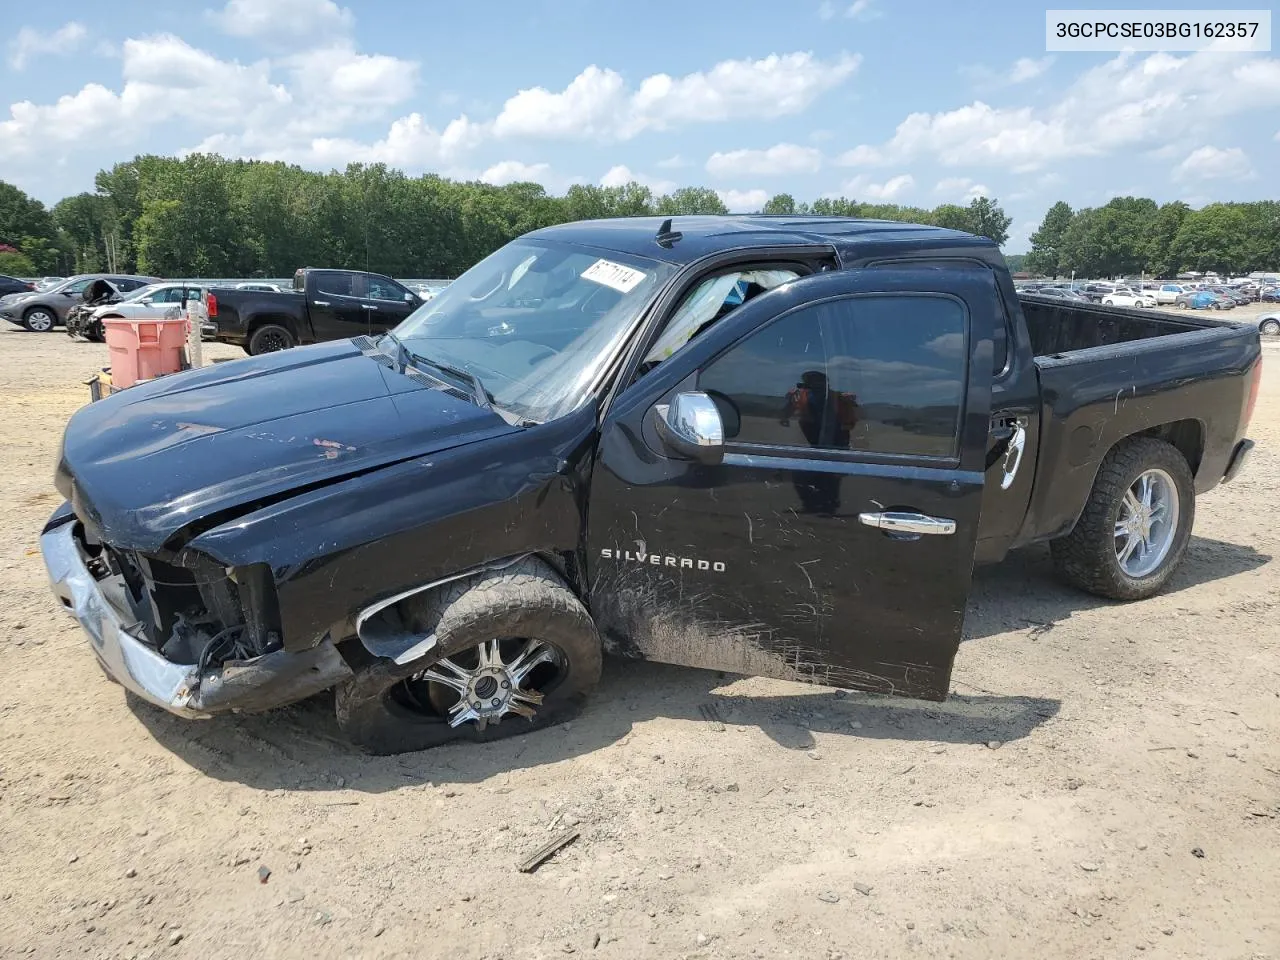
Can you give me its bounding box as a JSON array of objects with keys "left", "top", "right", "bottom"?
[
  {"left": 119, "top": 283, "right": 165, "bottom": 303},
  {"left": 393, "top": 239, "right": 674, "bottom": 422}
]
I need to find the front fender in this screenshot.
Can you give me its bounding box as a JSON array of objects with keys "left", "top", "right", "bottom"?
[{"left": 188, "top": 405, "right": 598, "bottom": 651}]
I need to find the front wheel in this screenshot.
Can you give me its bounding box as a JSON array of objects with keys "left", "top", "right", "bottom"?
[
  {"left": 22, "top": 307, "right": 56, "bottom": 332},
  {"left": 248, "top": 323, "right": 296, "bottom": 355},
  {"left": 335, "top": 557, "right": 603, "bottom": 755},
  {"left": 1174, "top": 301, "right": 1188, "bottom": 309},
  {"left": 1260, "top": 317, "right": 1280, "bottom": 336},
  {"left": 1050, "top": 437, "right": 1194, "bottom": 600}
]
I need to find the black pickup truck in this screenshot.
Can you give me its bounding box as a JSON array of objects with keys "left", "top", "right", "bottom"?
[
  {"left": 205, "top": 267, "right": 423, "bottom": 355},
  {"left": 42, "top": 216, "right": 1261, "bottom": 754}
]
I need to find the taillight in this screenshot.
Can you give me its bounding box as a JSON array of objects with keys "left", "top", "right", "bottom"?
[
  {"left": 1243, "top": 354, "right": 1262, "bottom": 431},
  {"left": 206, "top": 292, "right": 218, "bottom": 318}
]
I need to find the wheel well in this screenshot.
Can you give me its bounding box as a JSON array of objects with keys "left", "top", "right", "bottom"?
[
  {"left": 1135, "top": 418, "right": 1204, "bottom": 476},
  {"left": 247, "top": 314, "right": 298, "bottom": 340},
  {"left": 23, "top": 304, "right": 52, "bottom": 317}
]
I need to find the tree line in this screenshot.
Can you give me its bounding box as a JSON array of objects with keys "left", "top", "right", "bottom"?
[
  {"left": 1025, "top": 198, "right": 1280, "bottom": 279},
  {"left": 0, "top": 154, "right": 1014, "bottom": 280}
]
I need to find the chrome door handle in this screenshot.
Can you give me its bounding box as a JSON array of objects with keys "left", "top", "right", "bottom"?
[
  {"left": 858, "top": 511, "right": 957, "bottom": 536},
  {"left": 313, "top": 300, "right": 330, "bottom": 306},
  {"left": 1000, "top": 418, "right": 1027, "bottom": 490},
  {"left": 362, "top": 304, "right": 379, "bottom": 310}
]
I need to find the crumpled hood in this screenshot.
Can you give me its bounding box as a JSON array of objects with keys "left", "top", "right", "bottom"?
[{"left": 57, "top": 339, "right": 516, "bottom": 552}]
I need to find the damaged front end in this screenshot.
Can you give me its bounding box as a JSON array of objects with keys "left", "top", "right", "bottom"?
[{"left": 41, "top": 507, "right": 351, "bottom": 717}]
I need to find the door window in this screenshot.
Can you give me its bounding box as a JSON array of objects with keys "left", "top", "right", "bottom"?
[
  {"left": 699, "top": 295, "right": 967, "bottom": 459},
  {"left": 365, "top": 275, "right": 409, "bottom": 301},
  {"left": 315, "top": 272, "right": 354, "bottom": 297}
]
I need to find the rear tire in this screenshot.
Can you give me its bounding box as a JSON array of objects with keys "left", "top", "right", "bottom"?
[
  {"left": 1050, "top": 437, "right": 1195, "bottom": 601},
  {"left": 22, "top": 307, "right": 56, "bottom": 332},
  {"left": 248, "top": 323, "right": 296, "bottom": 355},
  {"left": 1260, "top": 318, "right": 1280, "bottom": 336},
  {"left": 1175, "top": 301, "right": 1188, "bottom": 309},
  {"left": 335, "top": 558, "right": 602, "bottom": 755}
]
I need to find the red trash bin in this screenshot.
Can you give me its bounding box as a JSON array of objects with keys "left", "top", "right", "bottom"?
[{"left": 103, "top": 317, "right": 188, "bottom": 388}]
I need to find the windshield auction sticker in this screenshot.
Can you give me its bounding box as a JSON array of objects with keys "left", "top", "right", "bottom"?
[
  {"left": 1046, "top": 10, "right": 1271, "bottom": 51},
  {"left": 581, "top": 259, "right": 647, "bottom": 294}
]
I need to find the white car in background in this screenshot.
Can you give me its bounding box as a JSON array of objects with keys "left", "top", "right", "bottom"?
[
  {"left": 88, "top": 282, "right": 214, "bottom": 339},
  {"left": 233, "top": 282, "right": 284, "bottom": 293},
  {"left": 1102, "top": 287, "right": 1156, "bottom": 308}
]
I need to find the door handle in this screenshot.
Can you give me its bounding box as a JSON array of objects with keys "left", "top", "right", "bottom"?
[
  {"left": 313, "top": 300, "right": 330, "bottom": 306},
  {"left": 998, "top": 418, "right": 1027, "bottom": 490},
  {"left": 858, "top": 511, "right": 956, "bottom": 536},
  {"left": 361, "top": 304, "right": 379, "bottom": 310}
]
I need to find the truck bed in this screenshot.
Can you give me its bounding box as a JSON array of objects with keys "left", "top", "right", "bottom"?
[
  {"left": 1020, "top": 296, "right": 1204, "bottom": 357},
  {"left": 1016, "top": 294, "right": 1260, "bottom": 545}
]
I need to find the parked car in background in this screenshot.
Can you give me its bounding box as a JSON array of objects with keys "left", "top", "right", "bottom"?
[
  {"left": 0, "top": 274, "right": 34, "bottom": 297},
  {"left": 1102, "top": 287, "right": 1156, "bottom": 308},
  {"left": 1032, "top": 286, "right": 1091, "bottom": 302},
  {"left": 205, "top": 267, "right": 424, "bottom": 354},
  {"left": 1175, "top": 291, "right": 1234, "bottom": 311},
  {"left": 68, "top": 281, "right": 207, "bottom": 342},
  {"left": 1208, "top": 286, "right": 1251, "bottom": 306},
  {"left": 233, "top": 282, "right": 284, "bottom": 293},
  {"left": 0, "top": 274, "right": 159, "bottom": 331},
  {"left": 1155, "top": 283, "right": 1192, "bottom": 304},
  {"left": 1261, "top": 287, "right": 1280, "bottom": 303},
  {"left": 1257, "top": 314, "right": 1280, "bottom": 336},
  {"left": 1078, "top": 283, "right": 1116, "bottom": 302},
  {"left": 34, "top": 276, "right": 65, "bottom": 290}
]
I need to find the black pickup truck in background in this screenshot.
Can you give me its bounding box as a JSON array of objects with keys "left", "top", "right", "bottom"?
[
  {"left": 204, "top": 268, "right": 424, "bottom": 354},
  {"left": 44, "top": 215, "right": 1261, "bottom": 754}
]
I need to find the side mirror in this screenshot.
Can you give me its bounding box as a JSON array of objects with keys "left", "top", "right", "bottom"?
[
  {"left": 404, "top": 292, "right": 415, "bottom": 302},
  {"left": 653, "top": 391, "right": 724, "bottom": 465}
]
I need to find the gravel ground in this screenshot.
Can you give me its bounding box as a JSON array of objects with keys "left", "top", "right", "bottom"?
[{"left": 0, "top": 325, "right": 1277, "bottom": 960}]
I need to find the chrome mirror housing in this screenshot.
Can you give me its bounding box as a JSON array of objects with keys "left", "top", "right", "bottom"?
[{"left": 654, "top": 391, "right": 724, "bottom": 465}]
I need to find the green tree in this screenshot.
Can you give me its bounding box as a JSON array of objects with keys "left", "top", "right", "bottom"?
[
  {"left": 1145, "top": 202, "right": 1190, "bottom": 277},
  {"left": 965, "top": 196, "right": 1012, "bottom": 246},
  {"left": 763, "top": 193, "right": 796, "bottom": 215},
  {"left": 1025, "top": 201, "right": 1073, "bottom": 277},
  {"left": 1170, "top": 204, "right": 1252, "bottom": 275},
  {"left": 0, "top": 249, "right": 37, "bottom": 275},
  {"left": 1003, "top": 253, "right": 1028, "bottom": 273},
  {"left": 655, "top": 187, "right": 728, "bottom": 216},
  {"left": 0, "top": 180, "right": 61, "bottom": 272}
]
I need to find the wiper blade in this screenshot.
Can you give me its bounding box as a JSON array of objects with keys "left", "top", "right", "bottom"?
[{"left": 405, "top": 348, "right": 491, "bottom": 410}]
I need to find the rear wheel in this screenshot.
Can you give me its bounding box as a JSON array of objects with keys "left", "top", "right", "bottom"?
[
  {"left": 1050, "top": 437, "right": 1194, "bottom": 600},
  {"left": 248, "top": 323, "right": 295, "bottom": 355},
  {"left": 1174, "top": 301, "right": 1188, "bottom": 309},
  {"left": 335, "top": 558, "right": 602, "bottom": 755},
  {"left": 22, "top": 307, "right": 56, "bottom": 332},
  {"left": 1260, "top": 317, "right": 1280, "bottom": 336}
]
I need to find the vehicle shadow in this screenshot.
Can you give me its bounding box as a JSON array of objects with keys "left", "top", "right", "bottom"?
[
  {"left": 130, "top": 660, "right": 1059, "bottom": 794},
  {"left": 965, "top": 534, "right": 1270, "bottom": 641}
]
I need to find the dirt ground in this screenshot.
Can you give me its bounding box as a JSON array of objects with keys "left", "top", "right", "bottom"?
[{"left": 0, "top": 324, "right": 1277, "bottom": 960}]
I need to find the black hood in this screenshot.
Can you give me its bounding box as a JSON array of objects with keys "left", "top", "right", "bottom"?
[{"left": 56, "top": 339, "right": 516, "bottom": 552}]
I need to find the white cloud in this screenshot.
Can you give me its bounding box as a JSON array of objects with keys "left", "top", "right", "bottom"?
[
  {"left": 263, "top": 113, "right": 483, "bottom": 169},
  {"left": 599, "top": 164, "right": 676, "bottom": 195},
  {"left": 1008, "top": 56, "right": 1052, "bottom": 83},
  {"left": 839, "top": 173, "right": 915, "bottom": 200},
  {"left": 493, "top": 52, "right": 860, "bottom": 141},
  {"left": 844, "top": 0, "right": 879, "bottom": 20},
  {"left": 842, "top": 50, "right": 1280, "bottom": 173},
  {"left": 934, "top": 177, "right": 989, "bottom": 200},
  {"left": 1, "top": 34, "right": 291, "bottom": 159},
  {"left": 656, "top": 154, "right": 688, "bottom": 169},
  {"left": 8, "top": 22, "right": 87, "bottom": 70},
  {"left": 1173, "top": 145, "right": 1254, "bottom": 181},
  {"left": 284, "top": 46, "right": 418, "bottom": 106},
  {"left": 480, "top": 160, "right": 552, "bottom": 186},
  {"left": 717, "top": 188, "right": 769, "bottom": 212},
  {"left": 208, "top": 0, "right": 353, "bottom": 44},
  {"left": 818, "top": 1, "right": 838, "bottom": 18},
  {"left": 705, "top": 143, "right": 822, "bottom": 177}
]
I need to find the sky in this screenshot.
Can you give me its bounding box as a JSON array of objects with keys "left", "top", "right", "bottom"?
[{"left": 2, "top": 0, "right": 1277, "bottom": 252}]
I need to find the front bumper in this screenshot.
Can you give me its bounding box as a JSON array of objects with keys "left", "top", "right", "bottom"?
[{"left": 42, "top": 515, "right": 352, "bottom": 718}]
